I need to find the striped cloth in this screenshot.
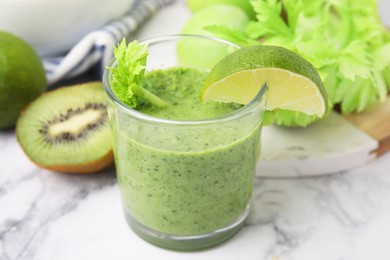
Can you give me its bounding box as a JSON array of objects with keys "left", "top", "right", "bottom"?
[{"left": 43, "top": 0, "right": 176, "bottom": 87}]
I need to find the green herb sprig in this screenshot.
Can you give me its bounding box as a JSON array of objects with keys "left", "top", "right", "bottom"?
[{"left": 108, "top": 39, "right": 169, "bottom": 108}]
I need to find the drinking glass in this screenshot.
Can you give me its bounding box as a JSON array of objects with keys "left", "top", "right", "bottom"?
[{"left": 103, "top": 35, "right": 267, "bottom": 251}]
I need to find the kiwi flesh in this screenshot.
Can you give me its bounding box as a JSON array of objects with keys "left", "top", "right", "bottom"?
[{"left": 16, "top": 82, "right": 113, "bottom": 174}]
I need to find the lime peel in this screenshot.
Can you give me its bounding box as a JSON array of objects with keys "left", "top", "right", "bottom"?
[
  {"left": 0, "top": 31, "right": 47, "bottom": 128},
  {"left": 202, "top": 45, "right": 329, "bottom": 122}
]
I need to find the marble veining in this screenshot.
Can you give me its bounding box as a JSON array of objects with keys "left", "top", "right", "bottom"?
[
  {"left": 1, "top": 130, "right": 390, "bottom": 260},
  {"left": 247, "top": 165, "right": 390, "bottom": 260},
  {"left": 0, "top": 135, "right": 117, "bottom": 260}
]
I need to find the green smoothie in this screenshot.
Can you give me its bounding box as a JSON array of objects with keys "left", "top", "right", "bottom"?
[
  {"left": 136, "top": 67, "right": 240, "bottom": 120},
  {"left": 114, "top": 67, "right": 262, "bottom": 236}
]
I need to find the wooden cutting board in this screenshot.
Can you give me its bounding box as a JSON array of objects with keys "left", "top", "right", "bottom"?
[{"left": 345, "top": 96, "right": 390, "bottom": 156}]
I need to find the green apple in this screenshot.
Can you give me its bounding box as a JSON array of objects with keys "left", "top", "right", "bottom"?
[
  {"left": 181, "top": 4, "right": 249, "bottom": 35},
  {"left": 187, "top": 0, "right": 255, "bottom": 19},
  {"left": 178, "top": 4, "right": 249, "bottom": 69}
]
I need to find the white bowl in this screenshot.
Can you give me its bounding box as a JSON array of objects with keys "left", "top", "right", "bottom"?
[{"left": 0, "top": 0, "right": 135, "bottom": 56}]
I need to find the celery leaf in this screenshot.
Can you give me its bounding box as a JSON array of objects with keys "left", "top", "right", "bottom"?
[{"left": 108, "top": 39, "right": 169, "bottom": 108}]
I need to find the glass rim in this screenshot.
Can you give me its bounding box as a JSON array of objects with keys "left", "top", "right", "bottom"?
[{"left": 102, "top": 34, "right": 267, "bottom": 126}]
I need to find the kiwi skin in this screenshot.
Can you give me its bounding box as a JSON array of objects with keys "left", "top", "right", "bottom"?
[
  {"left": 33, "top": 149, "right": 114, "bottom": 174},
  {"left": 16, "top": 82, "right": 114, "bottom": 174}
]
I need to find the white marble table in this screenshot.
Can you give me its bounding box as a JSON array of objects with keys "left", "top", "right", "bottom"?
[
  {"left": 2, "top": 130, "right": 390, "bottom": 260},
  {"left": 2, "top": 1, "right": 390, "bottom": 260}
]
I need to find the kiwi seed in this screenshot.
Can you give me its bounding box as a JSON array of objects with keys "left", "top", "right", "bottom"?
[{"left": 38, "top": 102, "right": 107, "bottom": 144}]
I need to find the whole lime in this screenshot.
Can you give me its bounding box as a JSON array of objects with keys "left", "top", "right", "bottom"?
[{"left": 0, "top": 31, "right": 47, "bottom": 129}]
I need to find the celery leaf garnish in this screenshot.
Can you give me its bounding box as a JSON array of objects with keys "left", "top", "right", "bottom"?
[{"left": 108, "top": 39, "right": 169, "bottom": 108}]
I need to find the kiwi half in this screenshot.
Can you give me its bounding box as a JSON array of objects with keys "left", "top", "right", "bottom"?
[{"left": 16, "top": 82, "right": 113, "bottom": 174}]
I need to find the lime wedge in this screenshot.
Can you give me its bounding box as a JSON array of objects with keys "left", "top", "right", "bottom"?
[{"left": 202, "top": 45, "right": 329, "bottom": 120}]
